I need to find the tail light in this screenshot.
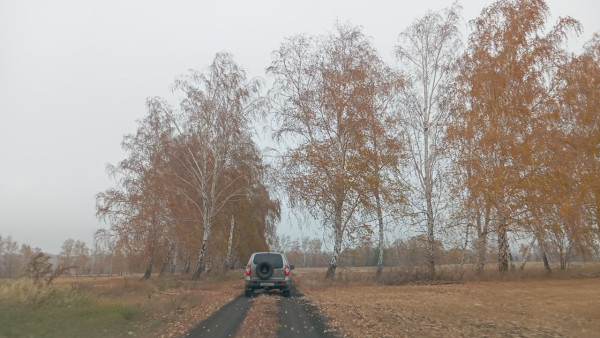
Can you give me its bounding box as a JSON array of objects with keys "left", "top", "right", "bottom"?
[
  {"left": 285, "top": 265, "right": 290, "bottom": 276},
  {"left": 245, "top": 264, "right": 251, "bottom": 275}
]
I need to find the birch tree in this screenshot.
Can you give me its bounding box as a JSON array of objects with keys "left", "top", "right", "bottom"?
[
  {"left": 58, "top": 238, "right": 75, "bottom": 271},
  {"left": 170, "top": 52, "right": 262, "bottom": 280},
  {"left": 93, "top": 228, "right": 117, "bottom": 275},
  {"left": 0, "top": 235, "right": 19, "bottom": 278},
  {"left": 73, "top": 240, "right": 89, "bottom": 275},
  {"left": 224, "top": 178, "right": 281, "bottom": 269},
  {"left": 96, "top": 53, "right": 275, "bottom": 278},
  {"left": 356, "top": 62, "right": 405, "bottom": 279},
  {"left": 395, "top": 3, "right": 462, "bottom": 277},
  {"left": 96, "top": 98, "right": 174, "bottom": 279},
  {"left": 556, "top": 33, "right": 600, "bottom": 246},
  {"left": 447, "top": 0, "right": 580, "bottom": 273},
  {"left": 531, "top": 32, "right": 600, "bottom": 267},
  {"left": 268, "top": 24, "right": 381, "bottom": 278}
]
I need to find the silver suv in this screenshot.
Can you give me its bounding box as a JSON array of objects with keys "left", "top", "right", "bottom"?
[{"left": 244, "top": 252, "right": 295, "bottom": 297}]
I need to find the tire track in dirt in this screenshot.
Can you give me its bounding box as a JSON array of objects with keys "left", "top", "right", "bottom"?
[
  {"left": 186, "top": 295, "right": 252, "bottom": 337},
  {"left": 277, "top": 289, "right": 337, "bottom": 338},
  {"left": 236, "top": 291, "right": 279, "bottom": 338}
]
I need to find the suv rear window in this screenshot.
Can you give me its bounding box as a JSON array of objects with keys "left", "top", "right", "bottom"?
[{"left": 253, "top": 253, "right": 284, "bottom": 268}]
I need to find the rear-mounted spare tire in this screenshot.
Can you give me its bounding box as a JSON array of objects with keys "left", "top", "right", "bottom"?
[{"left": 256, "top": 261, "right": 274, "bottom": 280}]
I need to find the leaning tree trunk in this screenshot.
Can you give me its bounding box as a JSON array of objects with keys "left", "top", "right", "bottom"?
[
  {"left": 519, "top": 237, "right": 536, "bottom": 271},
  {"left": 536, "top": 234, "right": 552, "bottom": 273},
  {"left": 542, "top": 250, "right": 551, "bottom": 273},
  {"left": 193, "top": 228, "right": 211, "bottom": 280},
  {"left": 193, "top": 205, "right": 213, "bottom": 280}
]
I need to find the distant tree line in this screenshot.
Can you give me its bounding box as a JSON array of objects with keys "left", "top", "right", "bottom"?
[
  {"left": 275, "top": 233, "right": 595, "bottom": 271},
  {"left": 0, "top": 235, "right": 93, "bottom": 279},
  {"left": 2, "top": 227, "right": 593, "bottom": 281},
  {"left": 0, "top": 234, "right": 210, "bottom": 278}
]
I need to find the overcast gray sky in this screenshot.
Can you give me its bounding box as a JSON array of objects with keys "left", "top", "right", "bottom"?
[{"left": 1, "top": 0, "right": 598, "bottom": 254}]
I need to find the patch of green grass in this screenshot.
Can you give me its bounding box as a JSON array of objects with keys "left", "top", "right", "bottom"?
[
  {"left": 0, "top": 280, "right": 139, "bottom": 338},
  {"left": 0, "top": 273, "right": 246, "bottom": 337}
]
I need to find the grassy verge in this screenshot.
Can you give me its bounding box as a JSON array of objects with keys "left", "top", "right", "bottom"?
[
  {"left": 0, "top": 271, "right": 244, "bottom": 338},
  {"left": 0, "top": 279, "right": 138, "bottom": 337}
]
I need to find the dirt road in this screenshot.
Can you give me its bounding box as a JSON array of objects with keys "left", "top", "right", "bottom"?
[
  {"left": 186, "top": 295, "right": 253, "bottom": 337},
  {"left": 277, "top": 289, "right": 335, "bottom": 338},
  {"left": 186, "top": 288, "right": 336, "bottom": 338}
]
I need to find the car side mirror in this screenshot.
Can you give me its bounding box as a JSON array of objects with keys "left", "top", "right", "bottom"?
[{"left": 290, "top": 265, "right": 295, "bottom": 270}]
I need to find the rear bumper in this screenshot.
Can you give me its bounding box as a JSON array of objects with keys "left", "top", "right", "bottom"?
[{"left": 245, "top": 280, "right": 291, "bottom": 290}]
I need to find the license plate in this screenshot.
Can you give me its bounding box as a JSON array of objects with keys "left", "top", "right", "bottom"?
[{"left": 260, "top": 282, "right": 274, "bottom": 286}]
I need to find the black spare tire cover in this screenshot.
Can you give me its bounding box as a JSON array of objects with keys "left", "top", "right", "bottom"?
[{"left": 256, "top": 261, "right": 274, "bottom": 280}]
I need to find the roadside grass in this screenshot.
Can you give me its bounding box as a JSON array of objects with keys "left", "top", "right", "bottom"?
[
  {"left": 0, "top": 279, "right": 138, "bottom": 338},
  {"left": 294, "top": 263, "right": 600, "bottom": 337},
  {"left": 0, "top": 270, "right": 244, "bottom": 338}
]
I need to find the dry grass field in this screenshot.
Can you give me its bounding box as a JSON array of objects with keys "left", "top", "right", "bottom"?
[
  {"left": 2, "top": 263, "right": 600, "bottom": 337},
  {"left": 0, "top": 272, "right": 243, "bottom": 338},
  {"left": 295, "top": 263, "right": 600, "bottom": 337}
]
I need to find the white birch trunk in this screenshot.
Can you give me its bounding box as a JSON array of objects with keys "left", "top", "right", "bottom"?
[
  {"left": 326, "top": 225, "right": 343, "bottom": 279},
  {"left": 375, "top": 193, "right": 385, "bottom": 278},
  {"left": 193, "top": 207, "right": 213, "bottom": 280},
  {"left": 326, "top": 204, "right": 344, "bottom": 279},
  {"left": 497, "top": 215, "right": 509, "bottom": 273},
  {"left": 459, "top": 224, "right": 471, "bottom": 270},
  {"left": 518, "top": 237, "right": 536, "bottom": 271},
  {"left": 225, "top": 215, "right": 235, "bottom": 270}
]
